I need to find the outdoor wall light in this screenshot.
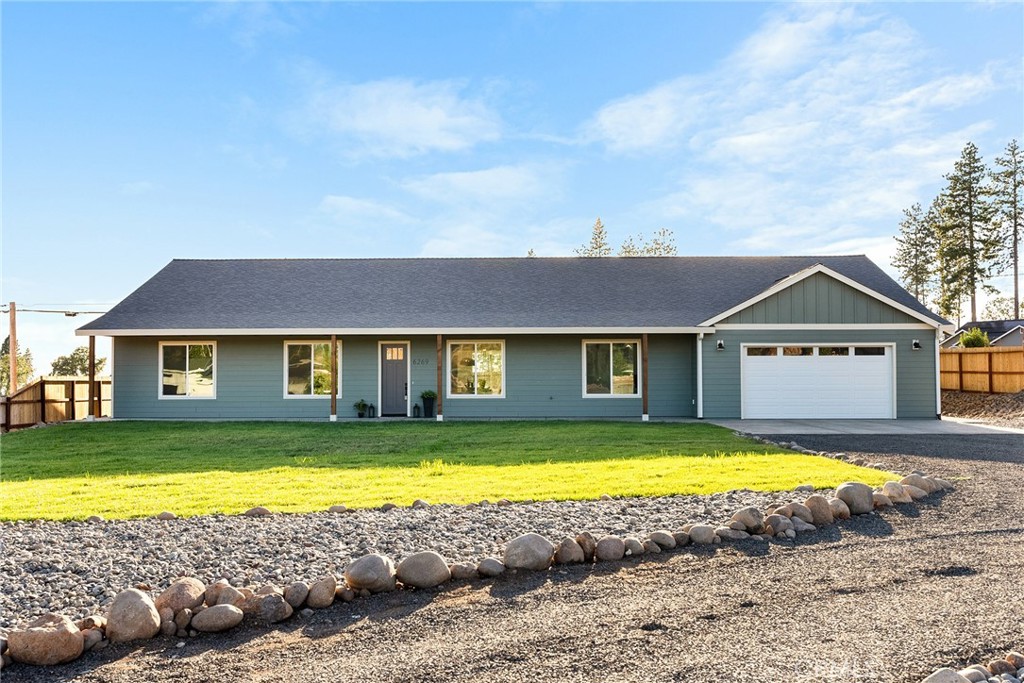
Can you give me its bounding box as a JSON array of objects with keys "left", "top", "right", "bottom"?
[
  {"left": 912, "top": 339, "right": 922, "bottom": 351},
  {"left": 716, "top": 340, "right": 725, "bottom": 351}
]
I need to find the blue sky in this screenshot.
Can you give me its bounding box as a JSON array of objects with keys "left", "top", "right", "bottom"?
[{"left": 2, "top": 1, "right": 1022, "bottom": 369}]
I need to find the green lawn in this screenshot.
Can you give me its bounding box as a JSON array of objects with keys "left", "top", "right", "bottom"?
[{"left": 0, "top": 421, "right": 893, "bottom": 521}]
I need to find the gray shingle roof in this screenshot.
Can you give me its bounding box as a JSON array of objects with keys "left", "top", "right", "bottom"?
[{"left": 78, "top": 256, "right": 948, "bottom": 333}]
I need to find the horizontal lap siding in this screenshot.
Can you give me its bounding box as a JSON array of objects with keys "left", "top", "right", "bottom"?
[
  {"left": 701, "top": 330, "right": 939, "bottom": 419},
  {"left": 113, "top": 334, "right": 696, "bottom": 419}
]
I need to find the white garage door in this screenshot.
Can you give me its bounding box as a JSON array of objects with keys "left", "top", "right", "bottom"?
[{"left": 741, "top": 344, "right": 894, "bottom": 419}]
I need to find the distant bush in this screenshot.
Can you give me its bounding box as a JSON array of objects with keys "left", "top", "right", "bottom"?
[{"left": 960, "top": 327, "right": 990, "bottom": 347}]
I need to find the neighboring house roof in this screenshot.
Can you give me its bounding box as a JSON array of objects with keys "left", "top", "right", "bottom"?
[
  {"left": 943, "top": 320, "right": 1024, "bottom": 346},
  {"left": 77, "top": 255, "right": 949, "bottom": 334},
  {"left": 991, "top": 325, "right": 1024, "bottom": 346}
]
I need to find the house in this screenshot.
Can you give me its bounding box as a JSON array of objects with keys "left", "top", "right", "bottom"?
[
  {"left": 76, "top": 256, "right": 952, "bottom": 421},
  {"left": 940, "top": 320, "right": 1024, "bottom": 348}
]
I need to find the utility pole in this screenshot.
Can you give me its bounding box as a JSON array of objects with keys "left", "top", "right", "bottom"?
[{"left": 8, "top": 302, "right": 17, "bottom": 395}]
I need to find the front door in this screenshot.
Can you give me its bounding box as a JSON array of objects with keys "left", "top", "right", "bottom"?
[{"left": 380, "top": 343, "right": 409, "bottom": 416}]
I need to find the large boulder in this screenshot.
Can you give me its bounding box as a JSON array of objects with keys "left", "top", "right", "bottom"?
[
  {"left": 397, "top": 551, "right": 451, "bottom": 588},
  {"left": 835, "top": 482, "right": 874, "bottom": 515},
  {"left": 730, "top": 506, "right": 763, "bottom": 532},
  {"left": 904, "top": 484, "right": 928, "bottom": 501},
  {"left": 255, "top": 594, "right": 293, "bottom": 623},
  {"left": 828, "top": 497, "right": 851, "bottom": 520},
  {"left": 900, "top": 474, "right": 940, "bottom": 494},
  {"left": 477, "top": 558, "right": 506, "bottom": 577},
  {"left": 595, "top": 535, "right": 626, "bottom": 561},
  {"left": 306, "top": 575, "right": 338, "bottom": 608},
  {"left": 191, "top": 604, "right": 244, "bottom": 632},
  {"left": 575, "top": 532, "right": 598, "bottom": 562},
  {"left": 921, "top": 669, "right": 971, "bottom": 683},
  {"left": 803, "top": 495, "right": 834, "bottom": 526},
  {"left": 503, "top": 533, "right": 555, "bottom": 571},
  {"left": 155, "top": 578, "right": 206, "bottom": 614},
  {"left": 106, "top": 589, "right": 161, "bottom": 643},
  {"left": 344, "top": 554, "right": 397, "bottom": 592},
  {"left": 648, "top": 530, "right": 676, "bottom": 550},
  {"left": 284, "top": 581, "right": 309, "bottom": 608},
  {"left": 688, "top": 525, "right": 716, "bottom": 545},
  {"left": 554, "top": 537, "right": 585, "bottom": 564},
  {"left": 881, "top": 481, "right": 912, "bottom": 504},
  {"left": 788, "top": 503, "right": 814, "bottom": 524},
  {"left": 8, "top": 614, "right": 84, "bottom": 666}
]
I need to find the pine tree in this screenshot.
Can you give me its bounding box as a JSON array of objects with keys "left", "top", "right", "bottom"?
[
  {"left": 574, "top": 217, "right": 612, "bottom": 257},
  {"left": 939, "top": 142, "right": 998, "bottom": 322},
  {"left": 891, "top": 202, "right": 935, "bottom": 303},
  {"left": 991, "top": 139, "right": 1023, "bottom": 319},
  {"left": 930, "top": 193, "right": 967, "bottom": 323}
]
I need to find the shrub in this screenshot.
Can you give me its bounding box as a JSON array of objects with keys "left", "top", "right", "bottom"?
[{"left": 960, "top": 327, "right": 990, "bottom": 347}]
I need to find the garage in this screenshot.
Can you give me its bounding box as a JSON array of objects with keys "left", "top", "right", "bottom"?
[{"left": 741, "top": 344, "right": 895, "bottom": 419}]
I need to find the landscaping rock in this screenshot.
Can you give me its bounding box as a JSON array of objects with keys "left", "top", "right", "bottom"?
[
  {"left": 575, "top": 532, "right": 598, "bottom": 562},
  {"left": 763, "top": 514, "right": 792, "bottom": 535},
  {"left": 243, "top": 506, "right": 272, "bottom": 517},
  {"left": 380, "top": 503, "right": 397, "bottom": 512},
  {"left": 337, "top": 588, "right": 356, "bottom": 602},
  {"left": 922, "top": 669, "right": 971, "bottom": 683},
  {"left": 397, "top": 551, "right": 451, "bottom": 588},
  {"left": 82, "top": 627, "right": 104, "bottom": 652},
  {"left": 106, "top": 588, "right": 161, "bottom": 643},
  {"left": 345, "top": 554, "right": 397, "bottom": 592},
  {"left": 648, "top": 530, "right": 676, "bottom": 550},
  {"left": 727, "top": 520, "right": 748, "bottom": 531},
  {"left": 477, "top": 558, "right": 506, "bottom": 577},
  {"left": 790, "top": 517, "right": 816, "bottom": 533},
  {"left": 255, "top": 584, "right": 282, "bottom": 596},
  {"left": 86, "top": 515, "right": 104, "bottom": 523},
  {"left": 191, "top": 604, "right": 243, "bottom": 632},
  {"left": 256, "top": 594, "right": 293, "bottom": 623},
  {"left": 76, "top": 615, "right": 106, "bottom": 631},
  {"left": 881, "top": 481, "right": 912, "bottom": 503},
  {"left": 1007, "top": 653, "right": 1024, "bottom": 669},
  {"left": 449, "top": 562, "right": 478, "bottom": 580},
  {"left": 688, "top": 525, "right": 716, "bottom": 545},
  {"left": 672, "top": 531, "right": 690, "bottom": 547},
  {"left": 595, "top": 535, "right": 626, "bottom": 561},
  {"left": 156, "top": 511, "right": 176, "bottom": 521},
  {"left": 872, "top": 492, "right": 893, "bottom": 509},
  {"left": 328, "top": 505, "right": 348, "bottom": 513},
  {"left": 554, "top": 537, "right": 585, "bottom": 564},
  {"left": 216, "top": 586, "right": 246, "bottom": 607},
  {"left": 788, "top": 502, "right": 814, "bottom": 524},
  {"left": 836, "top": 482, "right": 874, "bottom": 515},
  {"left": 8, "top": 614, "right": 84, "bottom": 666},
  {"left": 901, "top": 474, "right": 940, "bottom": 494},
  {"left": 730, "top": 506, "right": 763, "bottom": 532},
  {"left": 715, "top": 527, "right": 750, "bottom": 541},
  {"left": 155, "top": 578, "right": 206, "bottom": 614},
  {"left": 204, "top": 579, "right": 229, "bottom": 605},
  {"left": 828, "top": 497, "right": 851, "bottom": 520},
  {"left": 284, "top": 581, "right": 309, "bottom": 608},
  {"left": 503, "top": 533, "right": 555, "bottom": 571},
  {"left": 957, "top": 667, "right": 988, "bottom": 682},
  {"left": 803, "top": 495, "right": 834, "bottom": 526},
  {"left": 624, "top": 537, "right": 645, "bottom": 556},
  {"left": 904, "top": 484, "right": 929, "bottom": 500},
  {"left": 306, "top": 576, "right": 338, "bottom": 608},
  {"left": 174, "top": 609, "right": 192, "bottom": 631},
  {"left": 159, "top": 607, "right": 176, "bottom": 636},
  {"left": 989, "top": 660, "right": 1017, "bottom": 675}
]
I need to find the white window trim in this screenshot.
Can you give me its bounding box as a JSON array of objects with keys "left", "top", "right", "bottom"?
[
  {"left": 581, "top": 339, "right": 642, "bottom": 399},
  {"left": 282, "top": 340, "right": 339, "bottom": 400},
  {"left": 158, "top": 341, "right": 217, "bottom": 400},
  {"left": 446, "top": 340, "right": 506, "bottom": 399},
  {"left": 738, "top": 342, "right": 897, "bottom": 419}
]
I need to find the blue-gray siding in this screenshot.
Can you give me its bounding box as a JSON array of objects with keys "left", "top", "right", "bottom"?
[
  {"left": 721, "top": 273, "right": 918, "bottom": 325},
  {"left": 700, "top": 329, "right": 939, "bottom": 419},
  {"left": 112, "top": 334, "right": 695, "bottom": 419}
]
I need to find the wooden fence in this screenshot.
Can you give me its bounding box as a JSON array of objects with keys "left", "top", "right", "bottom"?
[
  {"left": 940, "top": 347, "right": 1024, "bottom": 393},
  {"left": 1, "top": 377, "right": 112, "bottom": 432}
]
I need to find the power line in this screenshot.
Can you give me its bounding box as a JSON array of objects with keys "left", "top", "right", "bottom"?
[{"left": 0, "top": 307, "right": 107, "bottom": 316}]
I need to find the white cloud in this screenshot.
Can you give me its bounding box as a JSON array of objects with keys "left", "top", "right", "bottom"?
[
  {"left": 401, "top": 164, "right": 551, "bottom": 205},
  {"left": 298, "top": 77, "right": 502, "bottom": 158},
  {"left": 198, "top": 2, "right": 297, "bottom": 50},
  {"left": 319, "top": 195, "right": 412, "bottom": 226}
]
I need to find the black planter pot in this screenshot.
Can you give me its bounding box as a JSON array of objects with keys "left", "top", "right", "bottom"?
[{"left": 422, "top": 397, "right": 436, "bottom": 418}]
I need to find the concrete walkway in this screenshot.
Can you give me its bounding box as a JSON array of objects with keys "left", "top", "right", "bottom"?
[{"left": 707, "top": 416, "right": 1024, "bottom": 435}]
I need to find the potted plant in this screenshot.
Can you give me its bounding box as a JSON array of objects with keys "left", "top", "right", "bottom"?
[
  {"left": 353, "top": 399, "right": 368, "bottom": 418},
  {"left": 420, "top": 390, "right": 437, "bottom": 418}
]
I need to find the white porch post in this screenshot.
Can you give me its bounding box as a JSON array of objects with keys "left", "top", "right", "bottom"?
[
  {"left": 934, "top": 331, "right": 942, "bottom": 418},
  {"left": 696, "top": 332, "right": 704, "bottom": 419}
]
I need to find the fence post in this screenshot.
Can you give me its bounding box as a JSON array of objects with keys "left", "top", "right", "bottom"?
[
  {"left": 67, "top": 380, "right": 76, "bottom": 421},
  {"left": 87, "top": 336, "right": 96, "bottom": 420},
  {"left": 38, "top": 378, "right": 46, "bottom": 424},
  {"left": 957, "top": 352, "right": 963, "bottom": 391}
]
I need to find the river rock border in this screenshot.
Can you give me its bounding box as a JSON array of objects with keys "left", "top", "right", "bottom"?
[
  {"left": 1, "top": 458, "right": 955, "bottom": 670},
  {"left": 922, "top": 652, "right": 1024, "bottom": 683}
]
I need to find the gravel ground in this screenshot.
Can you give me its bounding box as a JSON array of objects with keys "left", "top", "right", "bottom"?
[
  {"left": 1, "top": 489, "right": 824, "bottom": 630},
  {"left": 942, "top": 389, "right": 1024, "bottom": 429},
  {"left": 3, "top": 433, "right": 1021, "bottom": 683}
]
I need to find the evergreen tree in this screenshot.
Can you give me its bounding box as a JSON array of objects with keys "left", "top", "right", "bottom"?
[
  {"left": 939, "top": 142, "right": 998, "bottom": 322},
  {"left": 0, "top": 336, "right": 34, "bottom": 394},
  {"left": 891, "top": 202, "right": 935, "bottom": 303},
  {"left": 982, "top": 295, "right": 1015, "bottom": 321},
  {"left": 991, "top": 139, "right": 1023, "bottom": 318},
  {"left": 574, "top": 217, "right": 612, "bottom": 257},
  {"left": 930, "top": 193, "right": 967, "bottom": 323}
]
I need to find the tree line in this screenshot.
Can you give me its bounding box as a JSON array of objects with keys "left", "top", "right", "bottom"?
[
  {"left": 1, "top": 337, "right": 107, "bottom": 395},
  {"left": 893, "top": 140, "right": 1022, "bottom": 324}
]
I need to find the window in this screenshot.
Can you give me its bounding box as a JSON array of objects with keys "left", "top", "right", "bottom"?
[
  {"left": 818, "top": 346, "right": 850, "bottom": 356},
  {"left": 448, "top": 341, "right": 504, "bottom": 397},
  {"left": 160, "top": 342, "right": 215, "bottom": 398},
  {"left": 285, "top": 342, "right": 336, "bottom": 398},
  {"left": 854, "top": 347, "right": 886, "bottom": 356},
  {"left": 746, "top": 347, "right": 778, "bottom": 356},
  {"left": 783, "top": 347, "right": 814, "bottom": 356},
  {"left": 584, "top": 341, "right": 639, "bottom": 396}
]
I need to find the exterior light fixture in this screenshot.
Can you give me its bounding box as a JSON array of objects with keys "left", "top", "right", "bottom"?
[
  {"left": 716, "top": 340, "right": 725, "bottom": 351},
  {"left": 912, "top": 339, "right": 922, "bottom": 351}
]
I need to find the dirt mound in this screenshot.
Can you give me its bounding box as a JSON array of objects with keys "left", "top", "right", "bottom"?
[{"left": 942, "top": 390, "right": 1024, "bottom": 428}]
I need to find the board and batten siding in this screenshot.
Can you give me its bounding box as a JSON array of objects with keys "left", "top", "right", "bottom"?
[
  {"left": 700, "top": 329, "right": 939, "bottom": 419},
  {"left": 112, "top": 334, "right": 696, "bottom": 419},
  {"left": 720, "top": 272, "right": 919, "bottom": 325}
]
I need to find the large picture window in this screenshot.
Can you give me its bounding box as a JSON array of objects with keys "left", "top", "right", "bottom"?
[
  {"left": 285, "top": 342, "right": 335, "bottom": 398},
  {"left": 583, "top": 340, "right": 639, "bottom": 397},
  {"left": 448, "top": 341, "right": 504, "bottom": 398},
  {"left": 160, "top": 342, "right": 215, "bottom": 398}
]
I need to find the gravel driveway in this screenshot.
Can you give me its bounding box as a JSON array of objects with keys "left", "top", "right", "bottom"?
[{"left": 5, "top": 434, "right": 1022, "bottom": 683}]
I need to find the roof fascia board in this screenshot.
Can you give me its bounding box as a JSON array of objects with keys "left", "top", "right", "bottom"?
[
  {"left": 713, "top": 323, "right": 936, "bottom": 330},
  {"left": 989, "top": 325, "right": 1024, "bottom": 345},
  {"left": 77, "top": 326, "right": 718, "bottom": 337},
  {"left": 698, "top": 263, "right": 947, "bottom": 329}
]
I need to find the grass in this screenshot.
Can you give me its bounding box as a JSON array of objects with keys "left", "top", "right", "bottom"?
[{"left": 0, "top": 421, "right": 894, "bottom": 521}]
